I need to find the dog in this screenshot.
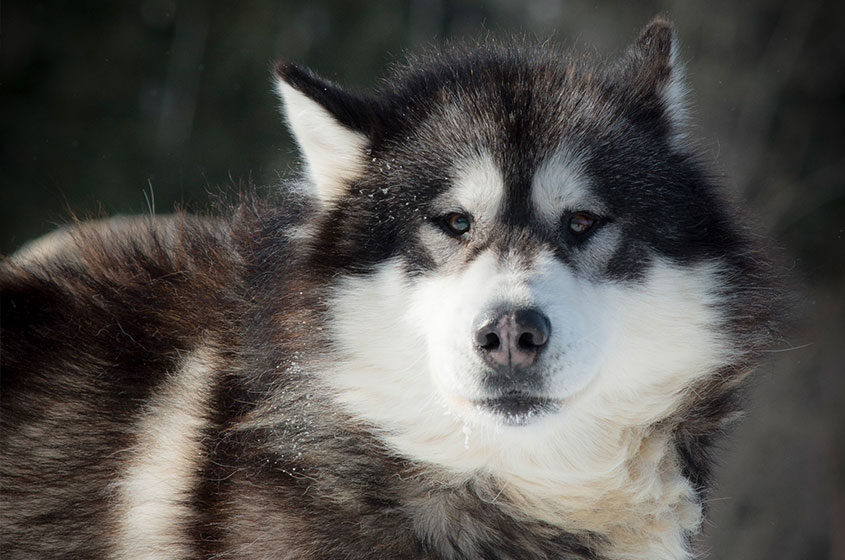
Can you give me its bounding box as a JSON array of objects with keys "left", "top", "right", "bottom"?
[{"left": 0, "top": 18, "right": 779, "bottom": 560}]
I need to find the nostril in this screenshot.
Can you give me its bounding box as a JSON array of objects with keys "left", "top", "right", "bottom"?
[
  {"left": 514, "top": 309, "right": 551, "bottom": 349},
  {"left": 473, "top": 313, "right": 500, "bottom": 349},
  {"left": 482, "top": 332, "right": 500, "bottom": 350},
  {"left": 518, "top": 332, "right": 539, "bottom": 349}
]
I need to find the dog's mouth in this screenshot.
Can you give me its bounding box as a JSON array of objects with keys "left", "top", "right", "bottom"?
[{"left": 470, "top": 393, "right": 560, "bottom": 426}]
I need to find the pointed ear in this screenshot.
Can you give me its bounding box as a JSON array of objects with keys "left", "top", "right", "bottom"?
[
  {"left": 618, "top": 17, "right": 688, "bottom": 143},
  {"left": 274, "top": 63, "right": 375, "bottom": 204}
]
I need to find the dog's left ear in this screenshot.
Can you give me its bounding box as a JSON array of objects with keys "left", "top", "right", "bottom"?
[
  {"left": 274, "top": 63, "right": 378, "bottom": 204},
  {"left": 616, "top": 17, "right": 688, "bottom": 143}
]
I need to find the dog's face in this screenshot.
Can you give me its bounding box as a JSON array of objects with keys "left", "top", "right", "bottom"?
[
  {"left": 323, "top": 149, "right": 732, "bottom": 435},
  {"left": 405, "top": 152, "right": 619, "bottom": 427},
  {"left": 274, "top": 22, "right": 754, "bottom": 468}
]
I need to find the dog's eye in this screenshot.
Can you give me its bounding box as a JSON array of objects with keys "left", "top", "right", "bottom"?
[
  {"left": 442, "top": 213, "right": 472, "bottom": 237},
  {"left": 567, "top": 212, "right": 598, "bottom": 236}
]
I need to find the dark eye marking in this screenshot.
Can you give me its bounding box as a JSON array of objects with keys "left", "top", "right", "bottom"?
[{"left": 439, "top": 212, "right": 472, "bottom": 238}]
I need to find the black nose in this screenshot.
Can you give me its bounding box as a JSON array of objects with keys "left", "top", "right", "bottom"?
[{"left": 473, "top": 308, "right": 551, "bottom": 370}]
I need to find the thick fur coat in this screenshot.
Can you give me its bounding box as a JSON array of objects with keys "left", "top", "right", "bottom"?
[{"left": 1, "top": 19, "right": 778, "bottom": 560}]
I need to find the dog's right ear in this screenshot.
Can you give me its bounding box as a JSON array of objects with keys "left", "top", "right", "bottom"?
[
  {"left": 614, "top": 18, "right": 688, "bottom": 146},
  {"left": 274, "top": 63, "right": 378, "bottom": 205}
]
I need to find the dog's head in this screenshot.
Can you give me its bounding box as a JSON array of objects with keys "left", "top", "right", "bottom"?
[{"left": 273, "top": 20, "right": 773, "bottom": 468}]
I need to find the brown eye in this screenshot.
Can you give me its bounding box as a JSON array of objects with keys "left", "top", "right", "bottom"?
[
  {"left": 567, "top": 212, "right": 597, "bottom": 235},
  {"left": 443, "top": 213, "right": 472, "bottom": 236}
]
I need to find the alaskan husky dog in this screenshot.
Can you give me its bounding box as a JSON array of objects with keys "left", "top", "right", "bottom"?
[{"left": 1, "top": 18, "right": 778, "bottom": 560}]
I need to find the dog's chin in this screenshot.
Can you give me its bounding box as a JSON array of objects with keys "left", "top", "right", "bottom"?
[{"left": 464, "top": 393, "right": 561, "bottom": 427}]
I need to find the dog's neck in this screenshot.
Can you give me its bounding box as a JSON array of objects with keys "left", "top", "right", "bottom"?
[
  {"left": 359, "top": 403, "right": 701, "bottom": 559},
  {"left": 491, "top": 428, "right": 700, "bottom": 560}
]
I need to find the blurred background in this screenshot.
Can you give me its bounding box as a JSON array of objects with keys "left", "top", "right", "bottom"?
[{"left": 1, "top": 1, "right": 842, "bottom": 557}]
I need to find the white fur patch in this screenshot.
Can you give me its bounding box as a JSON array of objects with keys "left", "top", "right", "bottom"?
[
  {"left": 111, "top": 348, "right": 216, "bottom": 560},
  {"left": 660, "top": 37, "right": 690, "bottom": 148},
  {"left": 530, "top": 149, "right": 601, "bottom": 223},
  {"left": 275, "top": 80, "right": 368, "bottom": 204},
  {"left": 448, "top": 153, "right": 505, "bottom": 220},
  {"left": 324, "top": 255, "right": 735, "bottom": 560}
]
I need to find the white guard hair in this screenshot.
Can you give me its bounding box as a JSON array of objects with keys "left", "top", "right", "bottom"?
[
  {"left": 637, "top": 21, "right": 690, "bottom": 147},
  {"left": 113, "top": 347, "right": 217, "bottom": 560},
  {"left": 660, "top": 34, "right": 690, "bottom": 147},
  {"left": 275, "top": 79, "right": 368, "bottom": 204}
]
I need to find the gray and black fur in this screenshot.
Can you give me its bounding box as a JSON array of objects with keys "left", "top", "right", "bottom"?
[{"left": 1, "top": 19, "right": 779, "bottom": 560}]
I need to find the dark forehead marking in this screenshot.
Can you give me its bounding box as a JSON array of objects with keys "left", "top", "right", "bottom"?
[
  {"left": 488, "top": 65, "right": 559, "bottom": 229},
  {"left": 379, "top": 47, "right": 603, "bottom": 226},
  {"left": 499, "top": 141, "right": 542, "bottom": 229},
  {"left": 439, "top": 56, "right": 588, "bottom": 230},
  {"left": 493, "top": 74, "right": 545, "bottom": 228}
]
